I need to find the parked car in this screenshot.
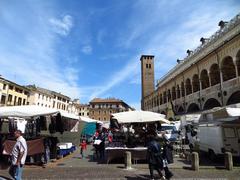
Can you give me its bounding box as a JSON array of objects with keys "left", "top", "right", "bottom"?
[
  {"left": 196, "top": 120, "right": 240, "bottom": 159},
  {"left": 158, "top": 123, "right": 180, "bottom": 142}
]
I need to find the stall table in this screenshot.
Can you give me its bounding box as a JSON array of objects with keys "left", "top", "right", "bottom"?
[{"left": 105, "top": 147, "right": 147, "bottom": 164}]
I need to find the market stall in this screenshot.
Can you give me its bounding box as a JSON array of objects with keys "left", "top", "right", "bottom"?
[
  {"left": 106, "top": 110, "right": 170, "bottom": 163},
  {"left": 0, "top": 105, "right": 80, "bottom": 165}
]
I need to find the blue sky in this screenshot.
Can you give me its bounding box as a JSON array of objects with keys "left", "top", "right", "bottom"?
[{"left": 0, "top": 0, "right": 239, "bottom": 109}]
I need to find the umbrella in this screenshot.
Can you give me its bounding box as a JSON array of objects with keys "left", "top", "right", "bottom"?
[
  {"left": 0, "top": 105, "right": 59, "bottom": 118},
  {"left": 111, "top": 110, "right": 170, "bottom": 124}
]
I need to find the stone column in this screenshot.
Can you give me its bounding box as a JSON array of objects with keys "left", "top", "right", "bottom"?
[
  {"left": 125, "top": 151, "right": 132, "bottom": 170},
  {"left": 225, "top": 152, "right": 233, "bottom": 171},
  {"left": 191, "top": 152, "right": 199, "bottom": 171}
]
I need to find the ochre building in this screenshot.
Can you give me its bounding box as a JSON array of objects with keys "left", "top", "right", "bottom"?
[
  {"left": 141, "top": 13, "right": 240, "bottom": 117},
  {"left": 89, "top": 98, "right": 133, "bottom": 121}
]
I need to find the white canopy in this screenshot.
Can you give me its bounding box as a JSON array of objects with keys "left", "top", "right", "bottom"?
[
  {"left": 111, "top": 110, "right": 170, "bottom": 124},
  {"left": 0, "top": 105, "right": 59, "bottom": 118},
  {"left": 59, "top": 110, "right": 79, "bottom": 120},
  {"left": 201, "top": 107, "right": 240, "bottom": 120},
  {"left": 79, "top": 116, "right": 103, "bottom": 124}
]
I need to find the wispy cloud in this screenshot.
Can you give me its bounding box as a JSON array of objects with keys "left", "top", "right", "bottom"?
[
  {"left": 89, "top": 56, "right": 139, "bottom": 100},
  {"left": 91, "top": 0, "right": 240, "bottom": 100},
  {"left": 81, "top": 45, "right": 92, "bottom": 54},
  {"left": 0, "top": 2, "right": 82, "bottom": 99},
  {"left": 49, "top": 15, "right": 73, "bottom": 36}
]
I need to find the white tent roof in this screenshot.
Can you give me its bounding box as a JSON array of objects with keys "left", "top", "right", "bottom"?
[
  {"left": 0, "top": 105, "right": 59, "bottom": 118},
  {"left": 58, "top": 110, "right": 79, "bottom": 120},
  {"left": 112, "top": 110, "right": 170, "bottom": 124},
  {"left": 202, "top": 107, "right": 240, "bottom": 120},
  {"left": 79, "top": 116, "right": 103, "bottom": 124}
]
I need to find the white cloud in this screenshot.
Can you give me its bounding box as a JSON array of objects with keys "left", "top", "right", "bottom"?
[
  {"left": 49, "top": 15, "right": 73, "bottom": 36},
  {"left": 81, "top": 45, "right": 92, "bottom": 54},
  {"left": 0, "top": 3, "right": 82, "bottom": 99}
]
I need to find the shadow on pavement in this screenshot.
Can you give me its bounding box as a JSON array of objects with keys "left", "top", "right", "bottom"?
[
  {"left": 125, "top": 174, "right": 149, "bottom": 180},
  {"left": 0, "top": 175, "right": 12, "bottom": 180}
]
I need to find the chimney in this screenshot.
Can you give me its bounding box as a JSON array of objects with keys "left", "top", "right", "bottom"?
[
  {"left": 200, "top": 37, "right": 210, "bottom": 45},
  {"left": 186, "top": 49, "right": 193, "bottom": 56},
  {"left": 177, "top": 59, "right": 183, "bottom": 64},
  {"left": 218, "top": 20, "right": 228, "bottom": 29}
]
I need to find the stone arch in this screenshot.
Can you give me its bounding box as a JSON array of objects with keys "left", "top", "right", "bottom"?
[
  {"left": 163, "top": 91, "right": 167, "bottom": 103},
  {"left": 236, "top": 50, "right": 240, "bottom": 76},
  {"left": 172, "top": 86, "right": 176, "bottom": 100},
  {"left": 209, "top": 63, "right": 220, "bottom": 86},
  {"left": 176, "top": 85, "right": 180, "bottom": 99},
  {"left": 160, "top": 94, "right": 163, "bottom": 105},
  {"left": 187, "top": 103, "right": 200, "bottom": 113},
  {"left": 181, "top": 82, "right": 185, "bottom": 97},
  {"left": 185, "top": 78, "right": 192, "bottom": 95},
  {"left": 200, "top": 69, "right": 210, "bottom": 89},
  {"left": 177, "top": 106, "right": 185, "bottom": 114},
  {"left": 167, "top": 89, "right": 171, "bottom": 101},
  {"left": 192, "top": 74, "right": 200, "bottom": 92},
  {"left": 161, "top": 111, "right": 166, "bottom": 115},
  {"left": 226, "top": 91, "right": 240, "bottom": 105},
  {"left": 203, "top": 98, "right": 221, "bottom": 110},
  {"left": 221, "top": 56, "right": 236, "bottom": 81}
]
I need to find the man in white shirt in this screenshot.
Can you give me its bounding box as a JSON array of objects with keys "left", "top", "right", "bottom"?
[{"left": 9, "top": 130, "right": 27, "bottom": 180}]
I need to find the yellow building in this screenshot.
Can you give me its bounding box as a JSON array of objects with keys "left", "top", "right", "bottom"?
[{"left": 0, "top": 76, "right": 30, "bottom": 106}]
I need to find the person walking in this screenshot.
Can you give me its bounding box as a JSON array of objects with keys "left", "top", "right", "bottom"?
[
  {"left": 162, "top": 132, "right": 174, "bottom": 180},
  {"left": 9, "top": 130, "right": 27, "bottom": 180},
  {"left": 147, "top": 135, "right": 164, "bottom": 180},
  {"left": 80, "top": 139, "right": 87, "bottom": 158}
]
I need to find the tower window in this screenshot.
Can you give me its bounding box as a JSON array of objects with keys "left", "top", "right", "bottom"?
[
  {"left": 146, "top": 64, "right": 148, "bottom": 68},
  {"left": 149, "top": 64, "right": 151, "bottom": 69}
]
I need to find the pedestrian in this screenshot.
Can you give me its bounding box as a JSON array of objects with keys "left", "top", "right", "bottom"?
[
  {"left": 162, "top": 131, "right": 174, "bottom": 180},
  {"left": 80, "top": 139, "right": 87, "bottom": 158},
  {"left": 146, "top": 135, "right": 164, "bottom": 180},
  {"left": 9, "top": 129, "right": 27, "bottom": 180}
]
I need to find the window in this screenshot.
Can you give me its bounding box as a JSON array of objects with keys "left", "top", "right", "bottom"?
[
  {"left": 9, "top": 85, "right": 13, "bottom": 90},
  {"left": 14, "top": 96, "right": 17, "bottom": 105},
  {"left": 8, "top": 94, "right": 12, "bottom": 102},
  {"left": 149, "top": 64, "right": 151, "bottom": 69},
  {"left": 146, "top": 64, "right": 149, "bottom": 68},
  {"left": 1, "top": 95, "right": 6, "bottom": 104},
  {"left": 38, "top": 94, "right": 41, "bottom": 99},
  {"left": 23, "top": 99, "right": 26, "bottom": 105},
  {"left": 18, "top": 97, "right": 22, "bottom": 105},
  {"left": 3, "top": 84, "right": 6, "bottom": 90},
  {"left": 224, "top": 128, "right": 236, "bottom": 138}
]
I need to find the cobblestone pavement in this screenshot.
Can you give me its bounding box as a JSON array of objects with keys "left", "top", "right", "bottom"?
[{"left": 0, "top": 147, "right": 240, "bottom": 180}]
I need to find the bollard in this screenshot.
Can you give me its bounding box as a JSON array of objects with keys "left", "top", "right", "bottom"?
[
  {"left": 191, "top": 152, "right": 199, "bottom": 171},
  {"left": 225, "top": 152, "right": 233, "bottom": 171},
  {"left": 125, "top": 151, "right": 132, "bottom": 170}
]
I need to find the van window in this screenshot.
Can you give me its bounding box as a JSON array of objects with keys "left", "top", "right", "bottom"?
[
  {"left": 160, "top": 126, "right": 177, "bottom": 132},
  {"left": 224, "top": 128, "right": 236, "bottom": 138},
  {"left": 237, "top": 128, "right": 240, "bottom": 138}
]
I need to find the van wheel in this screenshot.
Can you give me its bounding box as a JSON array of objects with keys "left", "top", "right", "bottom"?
[{"left": 208, "top": 149, "right": 216, "bottom": 161}]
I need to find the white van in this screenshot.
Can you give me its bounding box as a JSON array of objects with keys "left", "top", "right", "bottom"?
[{"left": 197, "top": 120, "right": 240, "bottom": 158}]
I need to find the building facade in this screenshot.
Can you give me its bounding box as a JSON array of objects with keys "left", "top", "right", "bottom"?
[
  {"left": 78, "top": 104, "right": 90, "bottom": 117},
  {"left": 0, "top": 76, "right": 30, "bottom": 106},
  {"left": 28, "top": 85, "right": 54, "bottom": 108},
  {"left": 27, "top": 85, "right": 70, "bottom": 112},
  {"left": 89, "top": 98, "right": 133, "bottom": 121},
  {"left": 141, "top": 13, "right": 240, "bottom": 117}
]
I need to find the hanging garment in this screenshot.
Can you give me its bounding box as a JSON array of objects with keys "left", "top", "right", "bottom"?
[{"left": 16, "top": 118, "right": 27, "bottom": 133}]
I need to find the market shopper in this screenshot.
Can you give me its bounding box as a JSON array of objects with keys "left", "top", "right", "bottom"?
[
  {"left": 80, "top": 139, "right": 87, "bottom": 158},
  {"left": 147, "top": 135, "right": 164, "bottom": 180},
  {"left": 162, "top": 132, "right": 174, "bottom": 179},
  {"left": 9, "top": 130, "right": 27, "bottom": 180}
]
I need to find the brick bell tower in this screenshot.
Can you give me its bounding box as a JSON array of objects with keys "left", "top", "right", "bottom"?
[{"left": 140, "top": 55, "right": 155, "bottom": 110}]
